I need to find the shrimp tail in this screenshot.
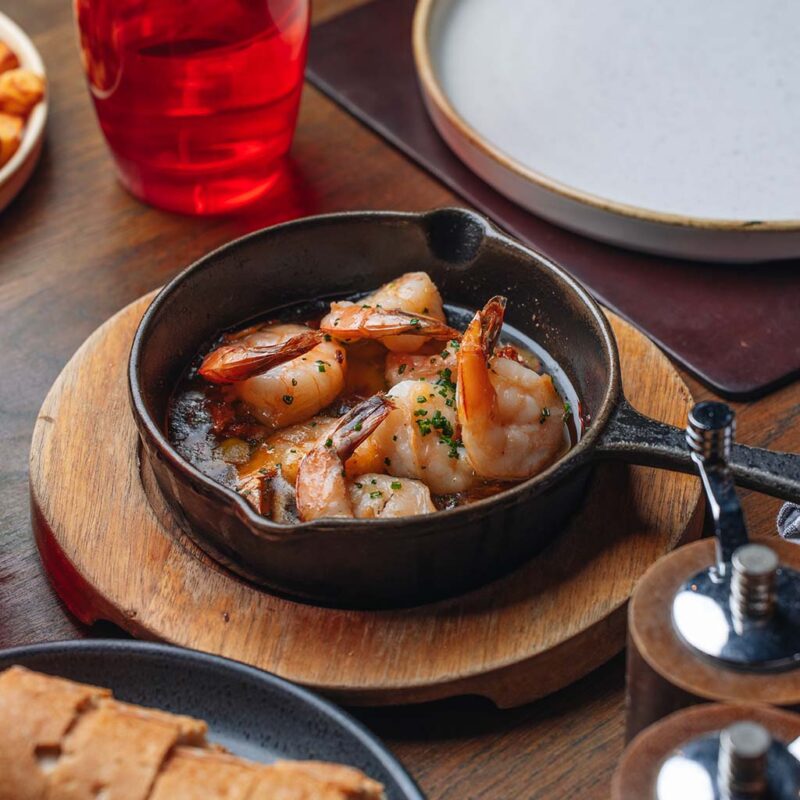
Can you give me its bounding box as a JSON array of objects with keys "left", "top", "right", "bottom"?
[
  {"left": 330, "top": 394, "right": 395, "bottom": 461},
  {"left": 198, "top": 329, "right": 323, "bottom": 384},
  {"left": 456, "top": 297, "right": 507, "bottom": 423},
  {"left": 322, "top": 304, "right": 460, "bottom": 341},
  {"left": 479, "top": 296, "right": 507, "bottom": 358},
  {"left": 238, "top": 471, "right": 274, "bottom": 516}
]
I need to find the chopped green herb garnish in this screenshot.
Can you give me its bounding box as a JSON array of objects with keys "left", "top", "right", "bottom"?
[
  {"left": 409, "top": 317, "right": 420, "bottom": 327},
  {"left": 369, "top": 490, "right": 383, "bottom": 499},
  {"left": 430, "top": 409, "right": 454, "bottom": 438},
  {"left": 398, "top": 364, "right": 407, "bottom": 375},
  {"left": 353, "top": 421, "right": 363, "bottom": 432},
  {"left": 354, "top": 482, "right": 363, "bottom": 489},
  {"left": 370, "top": 478, "right": 377, "bottom": 485},
  {"left": 440, "top": 349, "right": 450, "bottom": 359},
  {"left": 324, "top": 438, "right": 333, "bottom": 448},
  {"left": 392, "top": 435, "right": 398, "bottom": 441},
  {"left": 440, "top": 435, "right": 463, "bottom": 459},
  {"left": 291, "top": 378, "right": 298, "bottom": 386},
  {"left": 323, "top": 333, "right": 332, "bottom": 341},
  {"left": 282, "top": 394, "right": 294, "bottom": 405},
  {"left": 390, "top": 481, "right": 402, "bottom": 490},
  {"left": 435, "top": 367, "right": 456, "bottom": 392},
  {"left": 539, "top": 407, "right": 551, "bottom": 424},
  {"left": 417, "top": 396, "right": 427, "bottom": 403},
  {"left": 317, "top": 364, "right": 326, "bottom": 372},
  {"left": 564, "top": 401, "right": 572, "bottom": 415},
  {"left": 414, "top": 409, "right": 428, "bottom": 416},
  {"left": 384, "top": 457, "right": 391, "bottom": 466}
]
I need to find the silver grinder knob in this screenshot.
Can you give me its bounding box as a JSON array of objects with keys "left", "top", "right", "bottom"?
[{"left": 656, "top": 721, "right": 800, "bottom": 800}]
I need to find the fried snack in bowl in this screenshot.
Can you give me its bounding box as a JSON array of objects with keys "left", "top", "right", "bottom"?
[
  {"left": 0, "top": 111, "right": 22, "bottom": 165},
  {"left": 0, "top": 41, "right": 19, "bottom": 74},
  {"left": 0, "top": 67, "right": 45, "bottom": 117},
  {"left": 0, "top": 20, "right": 48, "bottom": 201}
]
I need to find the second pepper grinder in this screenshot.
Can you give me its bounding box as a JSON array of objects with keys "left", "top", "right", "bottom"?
[
  {"left": 612, "top": 702, "right": 800, "bottom": 800},
  {"left": 626, "top": 401, "right": 800, "bottom": 741}
]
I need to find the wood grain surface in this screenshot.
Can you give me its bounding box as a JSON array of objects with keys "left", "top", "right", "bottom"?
[
  {"left": 626, "top": 537, "right": 800, "bottom": 740},
  {"left": 1, "top": 0, "right": 799, "bottom": 797},
  {"left": 29, "top": 292, "right": 702, "bottom": 707}
]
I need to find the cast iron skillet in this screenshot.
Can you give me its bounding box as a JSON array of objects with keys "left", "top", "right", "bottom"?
[
  {"left": 0, "top": 640, "right": 423, "bottom": 800},
  {"left": 129, "top": 208, "right": 800, "bottom": 608}
]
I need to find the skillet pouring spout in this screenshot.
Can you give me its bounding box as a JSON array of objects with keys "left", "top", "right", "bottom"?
[{"left": 595, "top": 399, "right": 800, "bottom": 503}]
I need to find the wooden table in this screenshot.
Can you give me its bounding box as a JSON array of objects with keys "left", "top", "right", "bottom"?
[{"left": 1, "top": 1, "right": 797, "bottom": 797}]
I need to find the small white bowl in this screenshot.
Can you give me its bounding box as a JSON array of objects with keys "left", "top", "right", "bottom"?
[{"left": 0, "top": 11, "right": 47, "bottom": 214}]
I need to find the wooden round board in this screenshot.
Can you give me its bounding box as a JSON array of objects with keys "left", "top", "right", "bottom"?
[{"left": 29, "top": 292, "right": 702, "bottom": 708}]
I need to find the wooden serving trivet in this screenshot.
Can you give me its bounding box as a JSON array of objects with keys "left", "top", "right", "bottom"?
[
  {"left": 612, "top": 703, "right": 800, "bottom": 800},
  {"left": 626, "top": 537, "right": 800, "bottom": 739},
  {"left": 30, "top": 292, "right": 702, "bottom": 708}
]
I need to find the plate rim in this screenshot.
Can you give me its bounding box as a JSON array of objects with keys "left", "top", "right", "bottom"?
[
  {"left": 0, "top": 11, "right": 48, "bottom": 194},
  {"left": 412, "top": 0, "right": 800, "bottom": 234},
  {"left": 0, "top": 638, "right": 426, "bottom": 800}
]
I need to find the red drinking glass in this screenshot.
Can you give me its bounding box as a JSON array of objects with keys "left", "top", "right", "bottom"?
[{"left": 74, "top": 0, "right": 310, "bottom": 215}]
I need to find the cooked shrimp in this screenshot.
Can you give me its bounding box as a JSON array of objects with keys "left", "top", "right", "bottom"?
[
  {"left": 296, "top": 395, "right": 436, "bottom": 520},
  {"left": 348, "top": 378, "right": 476, "bottom": 495},
  {"left": 368, "top": 271, "right": 445, "bottom": 319},
  {"left": 238, "top": 468, "right": 296, "bottom": 523},
  {"left": 385, "top": 346, "right": 457, "bottom": 387},
  {"left": 320, "top": 305, "right": 458, "bottom": 348},
  {"left": 237, "top": 415, "right": 349, "bottom": 522},
  {"left": 456, "top": 297, "right": 567, "bottom": 480},
  {"left": 239, "top": 414, "right": 340, "bottom": 486},
  {"left": 224, "top": 324, "right": 346, "bottom": 430},
  {"left": 321, "top": 271, "right": 454, "bottom": 353},
  {"left": 199, "top": 329, "right": 322, "bottom": 384},
  {"left": 349, "top": 474, "right": 437, "bottom": 519}
]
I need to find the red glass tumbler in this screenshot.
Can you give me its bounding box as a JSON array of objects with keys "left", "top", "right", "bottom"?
[{"left": 74, "top": 0, "right": 310, "bottom": 214}]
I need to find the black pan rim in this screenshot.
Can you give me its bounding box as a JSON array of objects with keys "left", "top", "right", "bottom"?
[
  {"left": 0, "top": 638, "right": 425, "bottom": 800},
  {"left": 128, "top": 207, "right": 620, "bottom": 537}
]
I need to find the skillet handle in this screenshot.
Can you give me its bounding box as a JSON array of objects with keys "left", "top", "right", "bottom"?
[{"left": 595, "top": 399, "right": 800, "bottom": 503}]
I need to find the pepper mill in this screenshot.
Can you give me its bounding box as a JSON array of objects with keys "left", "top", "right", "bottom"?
[
  {"left": 612, "top": 703, "right": 800, "bottom": 800},
  {"left": 626, "top": 401, "right": 800, "bottom": 741}
]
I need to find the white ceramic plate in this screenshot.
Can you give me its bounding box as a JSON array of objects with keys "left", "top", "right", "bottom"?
[
  {"left": 0, "top": 12, "right": 47, "bottom": 214},
  {"left": 413, "top": 0, "right": 800, "bottom": 262}
]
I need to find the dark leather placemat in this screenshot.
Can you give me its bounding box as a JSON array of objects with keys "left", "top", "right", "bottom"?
[{"left": 306, "top": 0, "right": 800, "bottom": 399}]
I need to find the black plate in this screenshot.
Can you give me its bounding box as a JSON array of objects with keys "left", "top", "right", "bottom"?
[{"left": 0, "top": 640, "right": 424, "bottom": 800}]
